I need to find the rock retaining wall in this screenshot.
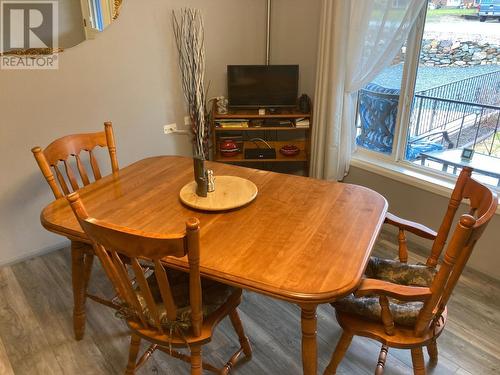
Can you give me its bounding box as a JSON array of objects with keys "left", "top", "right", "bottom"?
[{"left": 394, "top": 39, "right": 499, "bottom": 67}]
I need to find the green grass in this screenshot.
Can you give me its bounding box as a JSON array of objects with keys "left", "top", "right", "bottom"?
[{"left": 426, "top": 8, "right": 477, "bottom": 19}]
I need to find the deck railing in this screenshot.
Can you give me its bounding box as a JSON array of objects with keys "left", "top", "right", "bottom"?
[
  {"left": 409, "top": 95, "right": 500, "bottom": 156},
  {"left": 417, "top": 70, "right": 500, "bottom": 107},
  {"left": 356, "top": 69, "right": 500, "bottom": 158}
]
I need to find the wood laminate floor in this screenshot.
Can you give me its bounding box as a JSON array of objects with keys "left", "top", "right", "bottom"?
[{"left": 0, "top": 231, "right": 499, "bottom": 374}]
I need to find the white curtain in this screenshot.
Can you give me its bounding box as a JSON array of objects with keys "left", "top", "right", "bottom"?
[{"left": 310, "top": 0, "right": 426, "bottom": 180}]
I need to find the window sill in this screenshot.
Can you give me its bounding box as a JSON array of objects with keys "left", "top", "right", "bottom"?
[{"left": 349, "top": 153, "right": 500, "bottom": 215}]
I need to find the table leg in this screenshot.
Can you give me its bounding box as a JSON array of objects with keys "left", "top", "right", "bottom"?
[
  {"left": 71, "top": 240, "right": 89, "bottom": 340},
  {"left": 300, "top": 304, "right": 318, "bottom": 375}
]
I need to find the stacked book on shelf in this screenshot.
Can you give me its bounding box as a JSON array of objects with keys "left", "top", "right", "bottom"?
[
  {"left": 215, "top": 119, "right": 249, "bottom": 128},
  {"left": 295, "top": 118, "right": 310, "bottom": 129}
]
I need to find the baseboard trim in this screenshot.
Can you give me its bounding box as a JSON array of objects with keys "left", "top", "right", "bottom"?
[{"left": 0, "top": 240, "right": 70, "bottom": 267}]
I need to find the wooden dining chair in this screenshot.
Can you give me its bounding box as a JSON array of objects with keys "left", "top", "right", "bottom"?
[
  {"left": 66, "top": 192, "right": 253, "bottom": 375},
  {"left": 325, "top": 167, "right": 497, "bottom": 375},
  {"left": 31, "top": 122, "right": 120, "bottom": 339},
  {"left": 31, "top": 121, "right": 119, "bottom": 199}
]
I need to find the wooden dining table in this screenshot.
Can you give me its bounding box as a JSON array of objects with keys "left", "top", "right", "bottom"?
[{"left": 40, "top": 155, "right": 388, "bottom": 374}]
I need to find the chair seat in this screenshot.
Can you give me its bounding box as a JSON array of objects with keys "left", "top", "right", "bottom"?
[
  {"left": 120, "top": 269, "right": 237, "bottom": 330},
  {"left": 334, "top": 257, "right": 437, "bottom": 327}
]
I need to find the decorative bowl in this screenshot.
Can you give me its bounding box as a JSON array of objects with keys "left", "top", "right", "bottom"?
[
  {"left": 279, "top": 144, "right": 300, "bottom": 156},
  {"left": 220, "top": 139, "right": 240, "bottom": 157}
]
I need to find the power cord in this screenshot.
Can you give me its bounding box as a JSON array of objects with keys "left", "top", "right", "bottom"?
[{"left": 249, "top": 138, "right": 273, "bottom": 149}]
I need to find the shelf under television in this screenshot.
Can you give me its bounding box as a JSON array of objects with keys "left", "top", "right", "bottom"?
[
  {"left": 214, "top": 109, "right": 310, "bottom": 119},
  {"left": 215, "top": 126, "right": 309, "bottom": 132},
  {"left": 214, "top": 141, "right": 308, "bottom": 163}
]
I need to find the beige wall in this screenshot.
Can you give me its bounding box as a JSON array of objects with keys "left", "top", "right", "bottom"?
[
  {"left": 345, "top": 166, "right": 500, "bottom": 280},
  {"left": 270, "top": 0, "right": 321, "bottom": 98},
  {"left": 0, "top": 0, "right": 322, "bottom": 265}
]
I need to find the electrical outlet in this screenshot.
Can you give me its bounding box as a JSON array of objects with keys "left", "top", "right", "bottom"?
[
  {"left": 163, "top": 123, "right": 177, "bottom": 134},
  {"left": 184, "top": 116, "right": 191, "bottom": 126}
]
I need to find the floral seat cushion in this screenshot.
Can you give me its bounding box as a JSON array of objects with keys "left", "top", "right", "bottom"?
[
  {"left": 119, "top": 268, "right": 236, "bottom": 330},
  {"left": 334, "top": 256, "right": 437, "bottom": 327},
  {"left": 365, "top": 256, "right": 436, "bottom": 287}
]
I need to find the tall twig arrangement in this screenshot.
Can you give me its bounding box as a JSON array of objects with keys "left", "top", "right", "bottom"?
[{"left": 172, "top": 8, "right": 208, "bottom": 159}]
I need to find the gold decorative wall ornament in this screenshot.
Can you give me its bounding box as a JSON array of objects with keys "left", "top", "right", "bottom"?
[
  {"left": 113, "top": 0, "right": 123, "bottom": 20},
  {"left": 0, "top": 48, "right": 64, "bottom": 56}
]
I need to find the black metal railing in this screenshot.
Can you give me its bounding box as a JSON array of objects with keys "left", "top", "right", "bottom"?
[
  {"left": 409, "top": 95, "right": 500, "bottom": 156},
  {"left": 411, "top": 70, "right": 500, "bottom": 137},
  {"left": 417, "top": 70, "right": 500, "bottom": 107},
  {"left": 356, "top": 69, "right": 500, "bottom": 159}
]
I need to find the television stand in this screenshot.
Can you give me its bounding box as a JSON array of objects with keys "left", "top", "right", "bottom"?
[{"left": 210, "top": 103, "right": 312, "bottom": 176}]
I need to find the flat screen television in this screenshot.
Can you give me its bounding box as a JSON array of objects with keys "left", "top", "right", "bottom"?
[{"left": 227, "top": 65, "right": 299, "bottom": 108}]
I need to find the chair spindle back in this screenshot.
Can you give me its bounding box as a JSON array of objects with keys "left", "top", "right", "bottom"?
[
  {"left": 66, "top": 192, "right": 204, "bottom": 336},
  {"left": 415, "top": 173, "right": 497, "bottom": 336},
  {"left": 32, "top": 122, "right": 119, "bottom": 199},
  {"left": 426, "top": 167, "right": 471, "bottom": 267}
]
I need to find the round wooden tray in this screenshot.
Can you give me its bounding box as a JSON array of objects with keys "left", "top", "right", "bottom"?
[{"left": 179, "top": 176, "right": 258, "bottom": 211}]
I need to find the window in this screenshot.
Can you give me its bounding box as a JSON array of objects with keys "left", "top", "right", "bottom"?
[{"left": 355, "top": 3, "right": 500, "bottom": 190}]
